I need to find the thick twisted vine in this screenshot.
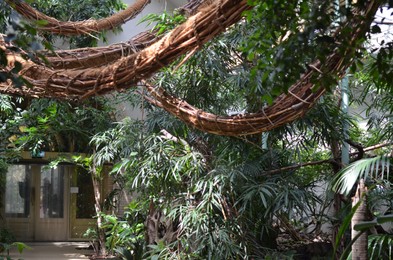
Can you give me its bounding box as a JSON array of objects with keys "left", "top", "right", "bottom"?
[
  {"left": 140, "top": 0, "right": 382, "bottom": 136},
  {"left": 6, "top": 0, "right": 150, "bottom": 35},
  {"left": 1, "top": 0, "right": 250, "bottom": 99},
  {"left": 0, "top": 0, "right": 384, "bottom": 136}
]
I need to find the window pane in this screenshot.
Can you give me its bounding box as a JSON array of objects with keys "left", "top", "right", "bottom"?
[
  {"left": 40, "top": 167, "right": 64, "bottom": 218},
  {"left": 76, "top": 168, "right": 95, "bottom": 219},
  {"left": 5, "top": 165, "right": 31, "bottom": 218}
]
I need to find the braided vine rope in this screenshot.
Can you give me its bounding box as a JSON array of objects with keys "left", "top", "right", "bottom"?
[
  {"left": 45, "top": 31, "right": 159, "bottom": 70},
  {"left": 0, "top": 0, "right": 204, "bottom": 94},
  {"left": 140, "top": 0, "right": 382, "bottom": 135},
  {"left": 6, "top": 0, "right": 150, "bottom": 35},
  {"left": 1, "top": 0, "right": 250, "bottom": 99},
  {"left": 35, "top": 1, "right": 206, "bottom": 70},
  {"left": 0, "top": 0, "right": 383, "bottom": 136}
]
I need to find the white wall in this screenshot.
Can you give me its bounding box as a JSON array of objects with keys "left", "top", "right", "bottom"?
[
  {"left": 101, "top": 0, "right": 186, "bottom": 120},
  {"left": 100, "top": 0, "right": 185, "bottom": 46}
]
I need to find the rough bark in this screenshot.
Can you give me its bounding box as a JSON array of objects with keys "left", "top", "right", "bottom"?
[
  {"left": 351, "top": 179, "right": 368, "bottom": 260},
  {"left": 145, "top": 200, "right": 177, "bottom": 245},
  {"left": 91, "top": 162, "right": 107, "bottom": 257},
  {"left": 331, "top": 138, "right": 345, "bottom": 259}
]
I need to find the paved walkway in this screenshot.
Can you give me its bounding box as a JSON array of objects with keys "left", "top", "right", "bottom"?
[{"left": 4, "top": 242, "right": 93, "bottom": 260}]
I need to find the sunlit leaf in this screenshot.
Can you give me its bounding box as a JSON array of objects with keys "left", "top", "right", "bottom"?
[{"left": 332, "top": 156, "right": 391, "bottom": 195}]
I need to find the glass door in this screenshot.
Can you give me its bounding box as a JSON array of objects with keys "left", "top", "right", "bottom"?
[
  {"left": 69, "top": 166, "right": 96, "bottom": 239},
  {"left": 39, "top": 168, "right": 64, "bottom": 218},
  {"left": 4, "top": 164, "right": 69, "bottom": 241},
  {"left": 34, "top": 166, "right": 69, "bottom": 241},
  {"left": 5, "top": 165, "right": 31, "bottom": 218},
  {"left": 4, "top": 165, "right": 34, "bottom": 241}
]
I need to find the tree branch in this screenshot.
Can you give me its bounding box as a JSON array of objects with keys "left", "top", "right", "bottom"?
[
  {"left": 264, "top": 142, "right": 393, "bottom": 175},
  {"left": 345, "top": 139, "right": 364, "bottom": 160}
]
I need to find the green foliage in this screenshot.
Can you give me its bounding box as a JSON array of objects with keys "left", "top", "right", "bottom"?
[
  {"left": 367, "top": 43, "right": 393, "bottom": 91},
  {"left": 332, "top": 156, "right": 391, "bottom": 195},
  {"left": 354, "top": 214, "right": 393, "bottom": 231},
  {"left": 140, "top": 10, "right": 186, "bottom": 35},
  {"left": 151, "top": 24, "right": 248, "bottom": 115},
  {"left": 114, "top": 130, "right": 205, "bottom": 202},
  {"left": 100, "top": 203, "right": 146, "bottom": 259},
  {"left": 0, "top": 228, "right": 30, "bottom": 259},
  {"left": 91, "top": 118, "right": 143, "bottom": 167},
  {"left": 330, "top": 154, "right": 393, "bottom": 259},
  {"left": 3, "top": 98, "right": 113, "bottom": 154},
  {"left": 0, "top": 96, "right": 14, "bottom": 119},
  {"left": 336, "top": 215, "right": 393, "bottom": 260},
  {"left": 0, "top": 1, "right": 11, "bottom": 33},
  {"left": 92, "top": 114, "right": 329, "bottom": 258},
  {"left": 240, "top": 0, "right": 340, "bottom": 103},
  {"left": 0, "top": 160, "right": 8, "bottom": 216},
  {"left": 167, "top": 171, "right": 246, "bottom": 259},
  {"left": 83, "top": 226, "right": 99, "bottom": 252},
  {"left": 0, "top": 159, "right": 7, "bottom": 176},
  {"left": 95, "top": 123, "right": 248, "bottom": 258},
  {"left": 368, "top": 234, "right": 393, "bottom": 260},
  {"left": 351, "top": 62, "right": 393, "bottom": 143},
  {"left": 3, "top": 1, "right": 393, "bottom": 259},
  {"left": 0, "top": 0, "right": 126, "bottom": 86},
  {"left": 332, "top": 200, "right": 361, "bottom": 259},
  {"left": 30, "top": 0, "right": 126, "bottom": 48},
  {"left": 106, "top": 51, "right": 347, "bottom": 257},
  {"left": 0, "top": 229, "right": 15, "bottom": 246}
]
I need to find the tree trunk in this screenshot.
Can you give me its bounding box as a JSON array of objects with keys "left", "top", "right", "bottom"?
[
  {"left": 145, "top": 200, "right": 177, "bottom": 245},
  {"left": 331, "top": 138, "right": 345, "bottom": 259},
  {"left": 91, "top": 164, "right": 107, "bottom": 257},
  {"left": 351, "top": 178, "right": 368, "bottom": 260}
]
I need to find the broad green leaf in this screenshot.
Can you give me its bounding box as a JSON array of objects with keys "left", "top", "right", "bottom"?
[
  {"left": 332, "top": 156, "right": 391, "bottom": 195},
  {"left": 353, "top": 220, "right": 378, "bottom": 231},
  {"left": 333, "top": 200, "right": 361, "bottom": 256},
  {"left": 377, "top": 214, "right": 393, "bottom": 224}
]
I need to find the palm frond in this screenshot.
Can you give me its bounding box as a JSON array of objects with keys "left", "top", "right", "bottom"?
[
  {"left": 369, "top": 234, "right": 393, "bottom": 260},
  {"left": 331, "top": 156, "right": 391, "bottom": 195}
]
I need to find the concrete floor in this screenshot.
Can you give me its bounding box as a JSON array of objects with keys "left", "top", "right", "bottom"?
[{"left": 4, "top": 242, "right": 93, "bottom": 260}]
